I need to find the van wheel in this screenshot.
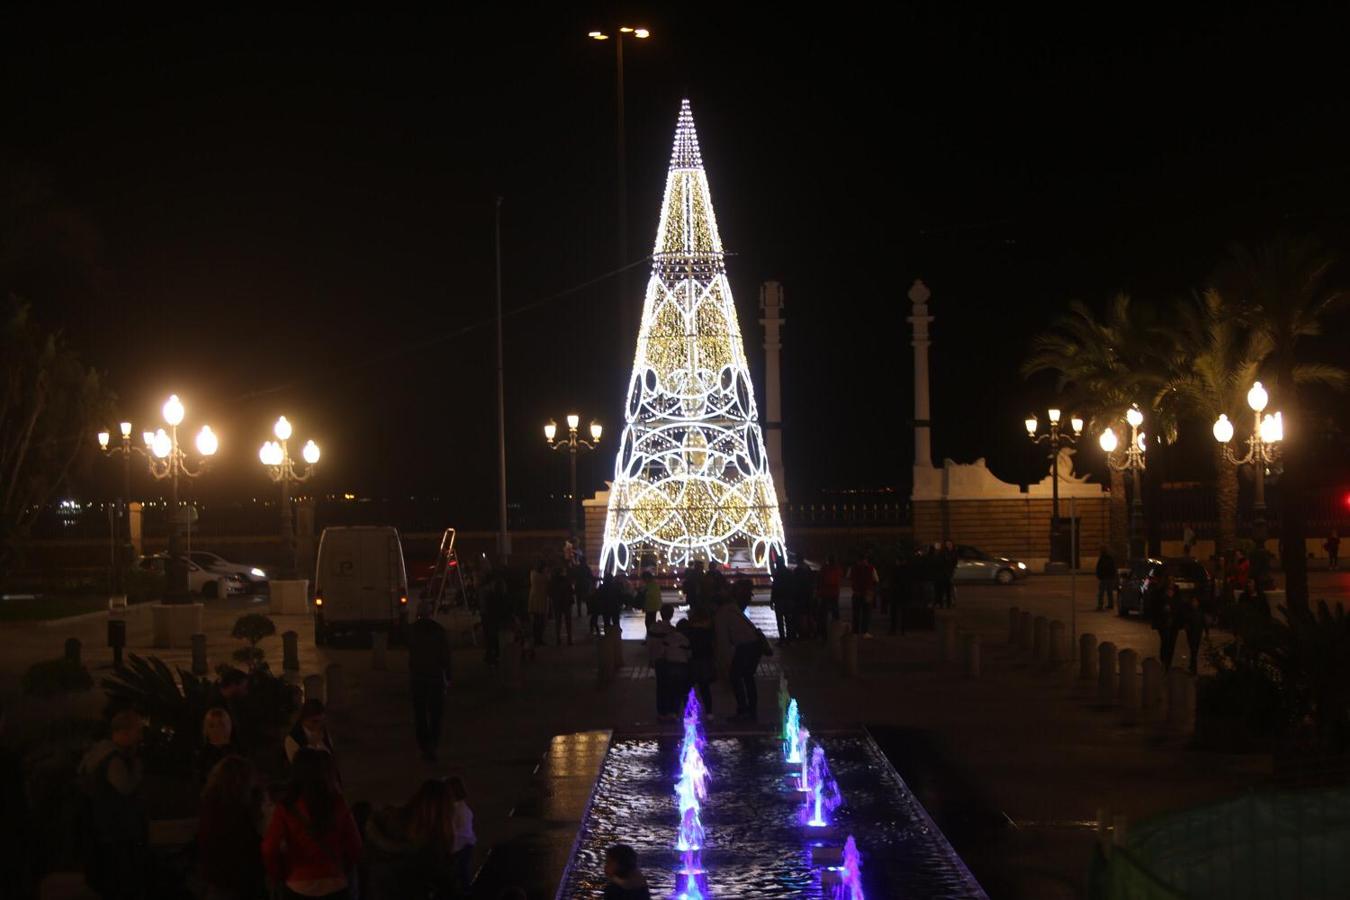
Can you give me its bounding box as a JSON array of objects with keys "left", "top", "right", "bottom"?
[{"left": 203, "top": 581, "right": 219, "bottom": 599}]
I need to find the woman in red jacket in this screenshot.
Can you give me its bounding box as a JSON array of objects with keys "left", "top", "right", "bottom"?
[{"left": 262, "top": 748, "right": 362, "bottom": 899}]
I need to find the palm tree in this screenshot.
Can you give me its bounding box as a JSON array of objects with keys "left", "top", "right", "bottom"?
[
  {"left": 1022, "top": 293, "right": 1171, "bottom": 559},
  {"left": 1213, "top": 236, "right": 1348, "bottom": 611}
]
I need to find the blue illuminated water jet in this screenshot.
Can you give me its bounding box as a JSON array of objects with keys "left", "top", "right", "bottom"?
[
  {"left": 801, "top": 745, "right": 842, "bottom": 827},
  {"left": 784, "top": 698, "right": 802, "bottom": 763},
  {"left": 796, "top": 727, "right": 812, "bottom": 791},
  {"left": 675, "top": 689, "right": 710, "bottom": 897}
]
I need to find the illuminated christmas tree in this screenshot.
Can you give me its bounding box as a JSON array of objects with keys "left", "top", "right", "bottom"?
[{"left": 600, "top": 99, "right": 786, "bottom": 574}]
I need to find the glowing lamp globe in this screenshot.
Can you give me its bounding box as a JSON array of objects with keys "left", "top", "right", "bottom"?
[
  {"left": 302, "top": 440, "right": 320, "bottom": 464},
  {"left": 1260, "top": 412, "right": 1283, "bottom": 444},
  {"left": 1070, "top": 415, "right": 1084, "bottom": 435},
  {"left": 142, "top": 431, "right": 155, "bottom": 447},
  {"left": 544, "top": 420, "right": 557, "bottom": 442},
  {"left": 196, "top": 425, "right": 219, "bottom": 457},
  {"left": 1126, "top": 405, "right": 1144, "bottom": 428},
  {"left": 274, "top": 415, "right": 293, "bottom": 441},
  {"left": 1098, "top": 428, "right": 1119, "bottom": 453},
  {"left": 1137, "top": 431, "right": 1147, "bottom": 452},
  {"left": 567, "top": 413, "right": 580, "bottom": 431},
  {"left": 1247, "top": 381, "right": 1268, "bottom": 413},
  {"left": 1024, "top": 416, "right": 1038, "bottom": 435},
  {"left": 1047, "top": 408, "right": 1062, "bottom": 425},
  {"left": 119, "top": 421, "right": 133, "bottom": 438},
  {"left": 1213, "top": 414, "right": 1234, "bottom": 444},
  {"left": 259, "top": 443, "right": 272, "bottom": 465},
  {"left": 163, "top": 394, "right": 185, "bottom": 426},
  {"left": 590, "top": 421, "right": 603, "bottom": 442},
  {"left": 98, "top": 431, "right": 111, "bottom": 450},
  {"left": 152, "top": 429, "right": 172, "bottom": 459}
]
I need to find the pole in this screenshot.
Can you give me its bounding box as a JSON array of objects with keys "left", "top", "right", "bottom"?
[
  {"left": 1049, "top": 428, "right": 1063, "bottom": 568},
  {"left": 614, "top": 32, "right": 630, "bottom": 351},
  {"left": 168, "top": 427, "right": 186, "bottom": 603},
  {"left": 494, "top": 196, "right": 511, "bottom": 559},
  {"left": 1130, "top": 465, "right": 1144, "bottom": 559},
  {"left": 1251, "top": 415, "right": 1267, "bottom": 546},
  {"left": 568, "top": 439, "right": 579, "bottom": 544},
  {"left": 280, "top": 460, "right": 295, "bottom": 578},
  {"left": 1070, "top": 495, "right": 1078, "bottom": 659},
  {"left": 117, "top": 442, "right": 131, "bottom": 594}
]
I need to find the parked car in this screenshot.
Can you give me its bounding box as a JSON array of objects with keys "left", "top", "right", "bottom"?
[
  {"left": 1116, "top": 557, "right": 1212, "bottom": 617},
  {"left": 312, "top": 526, "right": 409, "bottom": 645},
  {"left": 189, "top": 551, "right": 268, "bottom": 590},
  {"left": 137, "top": 553, "right": 248, "bottom": 599},
  {"left": 952, "top": 545, "right": 1028, "bottom": 584}
]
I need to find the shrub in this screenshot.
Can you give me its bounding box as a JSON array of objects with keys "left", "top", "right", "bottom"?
[
  {"left": 22, "top": 658, "right": 93, "bottom": 698},
  {"left": 231, "top": 613, "right": 276, "bottom": 670}
]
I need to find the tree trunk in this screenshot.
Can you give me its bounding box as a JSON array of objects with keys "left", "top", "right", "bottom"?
[
  {"left": 1278, "top": 356, "right": 1309, "bottom": 614},
  {"left": 1214, "top": 443, "right": 1239, "bottom": 560},
  {"left": 1108, "top": 466, "right": 1128, "bottom": 560}
]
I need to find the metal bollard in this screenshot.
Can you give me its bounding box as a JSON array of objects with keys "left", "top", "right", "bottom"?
[
  {"left": 371, "top": 631, "right": 388, "bottom": 671},
  {"left": 1079, "top": 634, "right": 1098, "bottom": 681},
  {"left": 1141, "top": 657, "right": 1163, "bottom": 711},
  {"left": 303, "top": 673, "right": 324, "bottom": 704},
  {"left": 324, "top": 663, "right": 343, "bottom": 708},
  {"left": 1049, "top": 621, "right": 1067, "bottom": 666},
  {"left": 842, "top": 633, "right": 859, "bottom": 677},
  {"left": 1097, "top": 642, "right": 1118, "bottom": 705},
  {"left": 282, "top": 631, "right": 300, "bottom": 672},
  {"left": 1032, "top": 616, "right": 1048, "bottom": 662},
  {"left": 1017, "top": 611, "right": 1034, "bottom": 649},
  {"left": 1118, "top": 649, "right": 1140, "bottom": 724},
  {"left": 1008, "top": 607, "right": 1021, "bottom": 644},
  {"left": 191, "top": 633, "right": 208, "bottom": 676},
  {"left": 964, "top": 632, "right": 981, "bottom": 678}
]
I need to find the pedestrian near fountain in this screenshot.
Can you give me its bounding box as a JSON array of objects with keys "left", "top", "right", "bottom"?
[
  {"left": 364, "top": 778, "right": 455, "bottom": 900},
  {"left": 1095, "top": 546, "right": 1117, "bottom": 611},
  {"left": 481, "top": 563, "right": 506, "bottom": 667},
  {"left": 849, "top": 554, "right": 878, "bottom": 636},
  {"left": 408, "top": 599, "right": 452, "bottom": 763},
  {"left": 550, "top": 565, "right": 575, "bottom": 646},
  {"left": 448, "top": 776, "right": 477, "bottom": 895},
  {"left": 641, "top": 570, "right": 662, "bottom": 633},
  {"left": 1144, "top": 567, "right": 1178, "bottom": 668},
  {"left": 528, "top": 559, "right": 549, "bottom": 653},
  {"left": 197, "top": 755, "right": 267, "bottom": 900},
  {"left": 680, "top": 561, "right": 704, "bottom": 612},
  {"left": 79, "top": 708, "right": 150, "bottom": 899},
  {"left": 793, "top": 558, "right": 816, "bottom": 640},
  {"left": 196, "top": 707, "right": 239, "bottom": 786},
  {"left": 603, "top": 844, "right": 652, "bottom": 900},
  {"left": 285, "top": 699, "right": 337, "bottom": 777},
  {"left": 678, "top": 604, "right": 716, "bottom": 714},
  {"left": 717, "top": 592, "right": 770, "bottom": 721},
  {"left": 263, "top": 749, "right": 362, "bottom": 900},
  {"left": 571, "top": 553, "right": 595, "bottom": 624}
]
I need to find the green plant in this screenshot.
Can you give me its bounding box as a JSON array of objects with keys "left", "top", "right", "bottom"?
[
  {"left": 231, "top": 613, "right": 276, "bottom": 669},
  {"left": 22, "top": 657, "right": 93, "bottom": 697},
  {"left": 122, "top": 565, "right": 165, "bottom": 603},
  {"left": 100, "top": 654, "right": 212, "bottom": 773}
]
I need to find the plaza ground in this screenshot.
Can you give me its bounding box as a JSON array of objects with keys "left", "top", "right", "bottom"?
[{"left": 6, "top": 570, "right": 1349, "bottom": 898}]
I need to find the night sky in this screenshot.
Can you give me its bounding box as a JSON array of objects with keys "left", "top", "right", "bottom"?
[{"left": 5, "top": 5, "right": 1349, "bottom": 525}]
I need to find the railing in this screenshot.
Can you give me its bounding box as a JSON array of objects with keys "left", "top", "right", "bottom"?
[{"left": 784, "top": 503, "right": 910, "bottom": 526}]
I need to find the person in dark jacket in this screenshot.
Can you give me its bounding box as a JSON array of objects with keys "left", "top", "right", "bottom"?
[
  {"left": 1179, "top": 590, "right": 1206, "bottom": 675},
  {"left": 1143, "top": 568, "right": 1178, "bottom": 668},
  {"left": 79, "top": 709, "right": 149, "bottom": 899},
  {"left": 603, "top": 844, "right": 652, "bottom": 900},
  {"left": 196, "top": 707, "right": 240, "bottom": 786},
  {"left": 1095, "top": 547, "right": 1117, "bottom": 611},
  {"left": 407, "top": 600, "right": 452, "bottom": 762},
  {"left": 550, "top": 565, "right": 575, "bottom": 646},
  {"left": 197, "top": 755, "right": 267, "bottom": 900}
]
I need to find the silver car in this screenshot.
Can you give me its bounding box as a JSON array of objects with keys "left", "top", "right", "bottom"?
[{"left": 952, "top": 545, "right": 1028, "bottom": 585}]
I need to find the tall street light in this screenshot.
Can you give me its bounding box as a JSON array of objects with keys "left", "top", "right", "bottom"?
[
  {"left": 1100, "top": 404, "right": 1148, "bottom": 559},
  {"left": 545, "top": 415, "right": 602, "bottom": 548},
  {"left": 1025, "top": 407, "right": 1084, "bottom": 569},
  {"left": 1214, "top": 381, "right": 1283, "bottom": 545},
  {"left": 588, "top": 25, "right": 651, "bottom": 348},
  {"left": 97, "top": 420, "right": 141, "bottom": 594},
  {"left": 259, "top": 416, "right": 320, "bottom": 578},
  {"left": 136, "top": 395, "right": 217, "bottom": 603}
]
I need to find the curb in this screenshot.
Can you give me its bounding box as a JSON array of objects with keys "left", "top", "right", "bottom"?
[{"left": 40, "top": 602, "right": 155, "bottom": 628}]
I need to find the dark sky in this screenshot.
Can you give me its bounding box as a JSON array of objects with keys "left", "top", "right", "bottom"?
[{"left": 4, "top": 5, "right": 1350, "bottom": 525}]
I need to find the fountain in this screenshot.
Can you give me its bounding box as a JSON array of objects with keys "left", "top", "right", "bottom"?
[
  {"left": 783, "top": 698, "right": 801, "bottom": 762},
  {"left": 835, "top": 835, "right": 864, "bottom": 899},
  {"left": 777, "top": 676, "right": 791, "bottom": 739},
  {"left": 801, "top": 745, "right": 842, "bottom": 828},
  {"left": 796, "top": 727, "right": 812, "bottom": 791},
  {"left": 675, "top": 689, "right": 710, "bottom": 897}
]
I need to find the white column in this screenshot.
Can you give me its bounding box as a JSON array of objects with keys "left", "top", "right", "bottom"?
[
  {"left": 759, "top": 281, "right": 787, "bottom": 504},
  {"left": 908, "top": 279, "right": 934, "bottom": 469}
]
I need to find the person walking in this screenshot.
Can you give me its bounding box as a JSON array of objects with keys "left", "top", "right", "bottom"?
[
  {"left": 79, "top": 709, "right": 149, "bottom": 899},
  {"left": 1182, "top": 522, "right": 1197, "bottom": 557},
  {"left": 364, "top": 778, "right": 455, "bottom": 900},
  {"left": 937, "top": 541, "right": 958, "bottom": 608},
  {"left": 770, "top": 551, "right": 792, "bottom": 644},
  {"left": 480, "top": 563, "right": 506, "bottom": 668},
  {"left": 550, "top": 565, "right": 575, "bottom": 646},
  {"left": 677, "top": 604, "right": 716, "bottom": 714},
  {"left": 527, "top": 560, "right": 549, "bottom": 654},
  {"left": 793, "top": 558, "right": 816, "bottom": 640},
  {"left": 1144, "top": 567, "right": 1178, "bottom": 668},
  {"left": 1180, "top": 589, "right": 1206, "bottom": 676},
  {"left": 1095, "top": 546, "right": 1117, "bottom": 611},
  {"left": 448, "top": 776, "right": 477, "bottom": 896},
  {"left": 196, "top": 707, "right": 239, "bottom": 786},
  {"left": 816, "top": 555, "right": 842, "bottom": 639},
  {"left": 571, "top": 554, "right": 595, "bottom": 624},
  {"left": 1326, "top": 529, "right": 1341, "bottom": 571},
  {"left": 407, "top": 599, "right": 452, "bottom": 763},
  {"left": 647, "top": 603, "right": 675, "bottom": 719},
  {"left": 680, "top": 562, "right": 704, "bottom": 614},
  {"left": 848, "top": 554, "right": 878, "bottom": 637},
  {"left": 197, "top": 755, "right": 267, "bottom": 900},
  {"left": 641, "top": 570, "right": 662, "bottom": 634},
  {"left": 715, "top": 592, "right": 770, "bottom": 721},
  {"left": 262, "top": 749, "right": 362, "bottom": 900}
]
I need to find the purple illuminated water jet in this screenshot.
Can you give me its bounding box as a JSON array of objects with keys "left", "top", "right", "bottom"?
[
  {"left": 676, "top": 689, "right": 710, "bottom": 897},
  {"left": 834, "top": 835, "right": 864, "bottom": 899},
  {"left": 800, "top": 745, "right": 842, "bottom": 827}
]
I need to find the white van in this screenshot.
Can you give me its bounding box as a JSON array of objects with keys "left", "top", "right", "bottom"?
[{"left": 313, "top": 526, "right": 409, "bottom": 645}]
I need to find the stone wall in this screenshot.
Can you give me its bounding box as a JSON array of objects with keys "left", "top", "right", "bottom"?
[{"left": 913, "top": 496, "right": 1111, "bottom": 568}]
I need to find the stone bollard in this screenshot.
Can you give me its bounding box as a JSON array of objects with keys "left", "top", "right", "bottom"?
[
  {"left": 937, "top": 613, "right": 957, "bottom": 663},
  {"left": 1008, "top": 607, "right": 1020, "bottom": 644},
  {"left": 1118, "top": 649, "right": 1140, "bottom": 724},
  {"left": 1049, "top": 621, "right": 1067, "bottom": 666},
  {"left": 1017, "top": 611, "right": 1034, "bottom": 650},
  {"left": 64, "top": 637, "right": 82, "bottom": 665},
  {"left": 190, "top": 633, "right": 208, "bottom": 676},
  {"left": 324, "top": 663, "right": 343, "bottom": 709},
  {"left": 1097, "top": 642, "right": 1118, "bottom": 706},
  {"left": 963, "top": 632, "right": 981, "bottom": 678},
  {"left": 1141, "top": 658, "right": 1164, "bottom": 712},
  {"left": 1166, "top": 669, "right": 1196, "bottom": 736},
  {"left": 371, "top": 631, "right": 388, "bottom": 671},
  {"left": 282, "top": 631, "right": 300, "bottom": 673},
  {"left": 303, "top": 673, "right": 324, "bottom": 704},
  {"left": 1079, "top": 634, "right": 1098, "bottom": 681},
  {"left": 1032, "top": 616, "right": 1048, "bottom": 662},
  {"left": 842, "top": 633, "right": 859, "bottom": 677}
]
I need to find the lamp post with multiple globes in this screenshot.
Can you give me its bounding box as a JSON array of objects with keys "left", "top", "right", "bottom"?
[
  {"left": 99, "top": 394, "right": 218, "bottom": 603},
  {"left": 1099, "top": 404, "right": 1148, "bottom": 558},
  {"left": 544, "top": 415, "right": 602, "bottom": 548},
  {"left": 1214, "top": 381, "right": 1283, "bottom": 545},
  {"left": 1025, "top": 408, "right": 1084, "bottom": 569},
  {"left": 96, "top": 420, "right": 141, "bottom": 594},
  {"left": 259, "top": 416, "right": 320, "bottom": 578}
]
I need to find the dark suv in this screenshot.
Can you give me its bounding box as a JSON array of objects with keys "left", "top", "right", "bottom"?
[{"left": 1116, "top": 557, "right": 1211, "bottom": 618}]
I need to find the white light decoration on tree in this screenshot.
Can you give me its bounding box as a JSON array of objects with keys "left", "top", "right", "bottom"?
[{"left": 600, "top": 99, "right": 787, "bottom": 574}]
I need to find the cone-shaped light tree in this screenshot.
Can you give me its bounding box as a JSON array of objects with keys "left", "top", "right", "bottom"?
[{"left": 600, "top": 99, "right": 786, "bottom": 574}]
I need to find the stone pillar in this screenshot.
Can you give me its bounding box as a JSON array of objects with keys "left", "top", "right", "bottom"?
[
  {"left": 1049, "top": 621, "right": 1067, "bottom": 666},
  {"left": 371, "top": 631, "right": 388, "bottom": 671},
  {"left": 907, "top": 279, "right": 934, "bottom": 471},
  {"left": 1079, "top": 634, "right": 1098, "bottom": 681},
  {"left": 128, "top": 501, "right": 144, "bottom": 559},
  {"left": 1118, "top": 649, "right": 1140, "bottom": 723},
  {"left": 324, "top": 663, "right": 343, "bottom": 708},
  {"left": 1032, "top": 616, "right": 1048, "bottom": 662},
  {"left": 303, "top": 674, "right": 324, "bottom": 704},
  {"left": 272, "top": 580, "right": 310, "bottom": 616},
  {"left": 1097, "top": 642, "right": 1118, "bottom": 705},
  {"left": 190, "top": 633, "right": 207, "bottom": 676},
  {"left": 758, "top": 281, "right": 788, "bottom": 505},
  {"left": 1008, "top": 607, "right": 1020, "bottom": 644},
  {"left": 1141, "top": 658, "right": 1164, "bottom": 712}
]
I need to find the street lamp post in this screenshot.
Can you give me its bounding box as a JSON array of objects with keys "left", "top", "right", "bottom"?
[
  {"left": 97, "top": 420, "right": 139, "bottom": 594},
  {"left": 1214, "top": 381, "right": 1283, "bottom": 545},
  {"left": 544, "top": 415, "right": 602, "bottom": 548},
  {"left": 105, "top": 395, "right": 218, "bottom": 603},
  {"left": 1025, "top": 407, "right": 1084, "bottom": 569},
  {"left": 1099, "top": 404, "right": 1148, "bottom": 558},
  {"left": 259, "top": 416, "right": 320, "bottom": 578}
]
